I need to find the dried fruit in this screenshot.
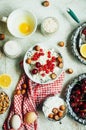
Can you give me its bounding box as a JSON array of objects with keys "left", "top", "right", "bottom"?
[
  {"left": 58, "top": 41, "right": 64, "bottom": 47},
  {"left": 66, "top": 68, "right": 73, "bottom": 74},
  {"left": 50, "top": 73, "right": 57, "bottom": 79},
  {"left": 26, "top": 58, "right": 31, "bottom": 64},
  {"left": 34, "top": 45, "right": 40, "bottom": 51},
  {"left": 42, "top": 1, "right": 49, "bottom": 7}
]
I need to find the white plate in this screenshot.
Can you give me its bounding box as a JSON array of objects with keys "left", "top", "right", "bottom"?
[
  {"left": 23, "top": 43, "right": 63, "bottom": 84},
  {"left": 42, "top": 95, "right": 67, "bottom": 121}
]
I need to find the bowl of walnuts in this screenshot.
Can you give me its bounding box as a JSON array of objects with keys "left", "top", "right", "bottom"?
[
  {"left": 0, "top": 91, "right": 10, "bottom": 114},
  {"left": 42, "top": 95, "right": 67, "bottom": 121}
]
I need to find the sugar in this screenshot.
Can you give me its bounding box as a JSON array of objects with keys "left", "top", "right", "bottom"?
[
  {"left": 4, "top": 40, "right": 21, "bottom": 58},
  {"left": 42, "top": 17, "right": 59, "bottom": 34}
]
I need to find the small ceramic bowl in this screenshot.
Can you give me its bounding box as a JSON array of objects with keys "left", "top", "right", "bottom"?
[
  {"left": 3, "top": 40, "right": 22, "bottom": 58},
  {"left": 42, "top": 95, "right": 67, "bottom": 122},
  {"left": 0, "top": 90, "right": 10, "bottom": 114}
]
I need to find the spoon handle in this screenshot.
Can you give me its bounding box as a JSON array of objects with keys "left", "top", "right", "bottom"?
[{"left": 67, "top": 8, "right": 80, "bottom": 23}]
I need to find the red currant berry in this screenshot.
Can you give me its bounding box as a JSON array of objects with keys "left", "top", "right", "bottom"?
[
  {"left": 45, "top": 69, "right": 50, "bottom": 74},
  {"left": 41, "top": 73, "right": 45, "bottom": 77},
  {"left": 38, "top": 67, "right": 43, "bottom": 72},
  {"left": 52, "top": 56, "right": 56, "bottom": 62},
  {"left": 47, "top": 51, "right": 51, "bottom": 58},
  {"left": 40, "top": 48, "right": 43, "bottom": 52}
]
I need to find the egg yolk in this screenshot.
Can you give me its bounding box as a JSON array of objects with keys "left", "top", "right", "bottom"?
[{"left": 19, "top": 23, "right": 30, "bottom": 34}]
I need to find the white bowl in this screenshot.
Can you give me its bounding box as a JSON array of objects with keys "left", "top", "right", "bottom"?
[
  {"left": 42, "top": 95, "right": 67, "bottom": 121},
  {"left": 23, "top": 42, "right": 63, "bottom": 84},
  {"left": 6, "top": 9, "right": 37, "bottom": 38}
]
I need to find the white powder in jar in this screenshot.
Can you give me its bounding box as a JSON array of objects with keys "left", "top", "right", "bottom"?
[
  {"left": 3, "top": 40, "right": 21, "bottom": 58},
  {"left": 41, "top": 17, "right": 59, "bottom": 34}
]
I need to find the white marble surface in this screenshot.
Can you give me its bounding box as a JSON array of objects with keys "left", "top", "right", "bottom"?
[{"left": 0, "top": 0, "right": 86, "bottom": 130}]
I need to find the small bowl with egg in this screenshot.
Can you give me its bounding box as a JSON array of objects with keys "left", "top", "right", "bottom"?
[
  {"left": 4, "top": 9, "right": 37, "bottom": 38},
  {"left": 42, "top": 95, "right": 67, "bottom": 122}
]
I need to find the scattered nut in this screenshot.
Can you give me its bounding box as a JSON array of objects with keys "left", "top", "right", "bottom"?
[
  {"left": 58, "top": 63, "right": 63, "bottom": 68},
  {"left": 48, "top": 113, "right": 54, "bottom": 119},
  {"left": 59, "top": 105, "right": 66, "bottom": 111},
  {"left": 47, "top": 104, "right": 66, "bottom": 121},
  {"left": 0, "top": 34, "right": 5, "bottom": 40},
  {"left": 16, "top": 89, "right": 21, "bottom": 95},
  {"left": 21, "top": 89, "right": 26, "bottom": 95},
  {"left": 58, "top": 41, "right": 64, "bottom": 47},
  {"left": 22, "top": 84, "right": 27, "bottom": 89},
  {"left": 50, "top": 73, "right": 57, "bottom": 79},
  {"left": 66, "top": 68, "right": 73, "bottom": 74},
  {"left": 57, "top": 56, "right": 63, "bottom": 63},
  {"left": 26, "top": 58, "right": 31, "bottom": 64},
  {"left": 58, "top": 111, "right": 63, "bottom": 118},
  {"left": 42, "top": 1, "right": 49, "bottom": 7},
  {"left": 54, "top": 115, "right": 59, "bottom": 121},
  {"left": 52, "top": 108, "right": 58, "bottom": 114},
  {"left": 34, "top": 45, "right": 40, "bottom": 51}
]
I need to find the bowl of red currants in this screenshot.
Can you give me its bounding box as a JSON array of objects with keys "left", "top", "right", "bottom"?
[
  {"left": 66, "top": 73, "right": 86, "bottom": 125},
  {"left": 23, "top": 43, "right": 63, "bottom": 84}
]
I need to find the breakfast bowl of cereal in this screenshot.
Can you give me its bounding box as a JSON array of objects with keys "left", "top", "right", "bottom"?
[
  {"left": 23, "top": 43, "right": 63, "bottom": 84},
  {"left": 42, "top": 95, "right": 67, "bottom": 121}
]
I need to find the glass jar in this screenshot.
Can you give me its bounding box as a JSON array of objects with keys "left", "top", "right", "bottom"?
[{"left": 41, "top": 17, "right": 59, "bottom": 36}]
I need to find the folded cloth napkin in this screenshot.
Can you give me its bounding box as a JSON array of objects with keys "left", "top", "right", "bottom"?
[{"left": 3, "top": 72, "right": 65, "bottom": 130}]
